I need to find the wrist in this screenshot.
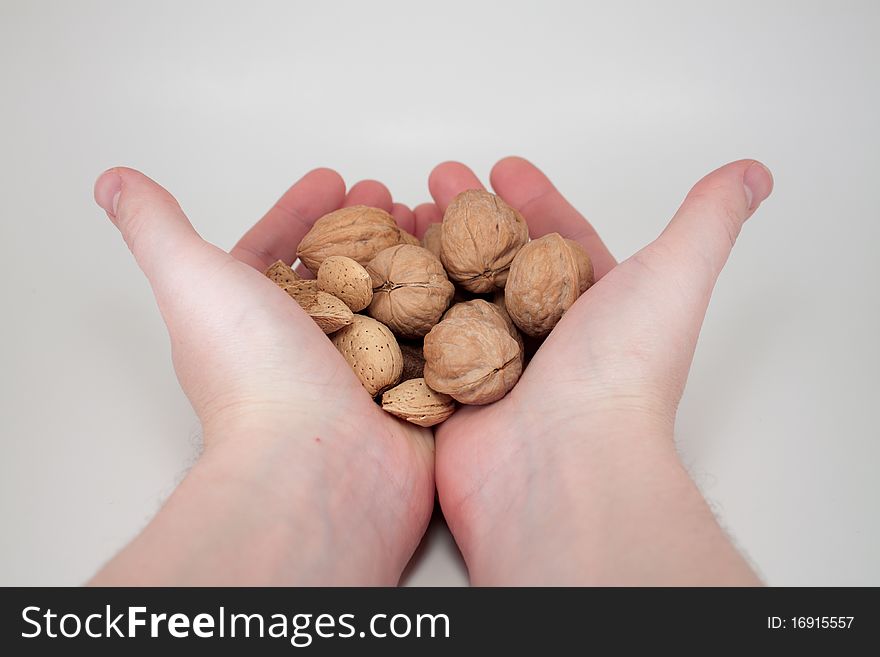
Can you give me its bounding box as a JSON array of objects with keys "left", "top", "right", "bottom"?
[{"left": 197, "top": 420, "right": 429, "bottom": 584}]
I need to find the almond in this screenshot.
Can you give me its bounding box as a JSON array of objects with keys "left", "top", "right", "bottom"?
[
  {"left": 317, "top": 256, "right": 373, "bottom": 312},
  {"left": 281, "top": 281, "right": 353, "bottom": 334},
  {"left": 381, "top": 378, "right": 455, "bottom": 427},
  {"left": 265, "top": 259, "right": 301, "bottom": 286},
  {"left": 331, "top": 315, "right": 403, "bottom": 397}
]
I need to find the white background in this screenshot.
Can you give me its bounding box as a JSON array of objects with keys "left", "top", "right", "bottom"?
[{"left": 1, "top": 0, "right": 878, "bottom": 586}]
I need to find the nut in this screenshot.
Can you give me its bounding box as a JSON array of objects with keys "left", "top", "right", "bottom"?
[
  {"left": 440, "top": 190, "right": 528, "bottom": 293},
  {"left": 421, "top": 223, "right": 442, "bottom": 259},
  {"left": 399, "top": 341, "right": 426, "bottom": 381},
  {"left": 381, "top": 378, "right": 455, "bottom": 427},
  {"left": 296, "top": 205, "right": 402, "bottom": 273},
  {"left": 399, "top": 229, "right": 420, "bottom": 246},
  {"left": 317, "top": 256, "right": 373, "bottom": 312},
  {"left": 366, "top": 244, "right": 455, "bottom": 338},
  {"left": 504, "top": 233, "right": 594, "bottom": 338},
  {"left": 280, "top": 279, "right": 318, "bottom": 298},
  {"left": 265, "top": 259, "right": 301, "bottom": 286},
  {"left": 565, "top": 238, "right": 594, "bottom": 295},
  {"left": 282, "top": 281, "right": 353, "bottom": 334},
  {"left": 423, "top": 316, "right": 522, "bottom": 405},
  {"left": 444, "top": 299, "right": 523, "bottom": 355},
  {"left": 331, "top": 314, "right": 403, "bottom": 397}
]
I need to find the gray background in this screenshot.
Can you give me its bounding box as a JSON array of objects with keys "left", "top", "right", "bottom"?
[{"left": 1, "top": 0, "right": 878, "bottom": 586}]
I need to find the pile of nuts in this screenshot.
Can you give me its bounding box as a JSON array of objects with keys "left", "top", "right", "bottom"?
[{"left": 265, "top": 189, "right": 594, "bottom": 427}]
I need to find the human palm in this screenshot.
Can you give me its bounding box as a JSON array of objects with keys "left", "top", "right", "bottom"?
[
  {"left": 93, "top": 167, "right": 434, "bottom": 584},
  {"left": 417, "top": 157, "right": 772, "bottom": 583}
]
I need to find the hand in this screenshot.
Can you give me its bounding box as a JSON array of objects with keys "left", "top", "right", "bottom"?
[
  {"left": 424, "top": 157, "right": 773, "bottom": 585},
  {"left": 90, "top": 168, "right": 434, "bottom": 585}
]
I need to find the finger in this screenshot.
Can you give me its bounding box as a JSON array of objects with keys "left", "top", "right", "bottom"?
[
  {"left": 391, "top": 202, "right": 416, "bottom": 234},
  {"left": 650, "top": 159, "right": 773, "bottom": 293},
  {"left": 428, "top": 161, "right": 485, "bottom": 213},
  {"left": 95, "top": 167, "right": 218, "bottom": 293},
  {"left": 413, "top": 202, "right": 442, "bottom": 238},
  {"left": 490, "top": 156, "right": 617, "bottom": 279},
  {"left": 230, "top": 168, "right": 346, "bottom": 271},
  {"left": 343, "top": 180, "right": 393, "bottom": 212}
]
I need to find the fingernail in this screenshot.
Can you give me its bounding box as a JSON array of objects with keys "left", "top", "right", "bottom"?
[
  {"left": 95, "top": 169, "right": 123, "bottom": 218},
  {"left": 743, "top": 161, "right": 773, "bottom": 212}
]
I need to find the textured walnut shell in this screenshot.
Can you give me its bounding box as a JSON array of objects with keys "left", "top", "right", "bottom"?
[
  {"left": 565, "top": 238, "right": 595, "bottom": 295},
  {"left": 399, "top": 229, "right": 420, "bottom": 246},
  {"left": 440, "top": 190, "right": 529, "bottom": 293},
  {"left": 282, "top": 282, "right": 353, "bottom": 334},
  {"left": 265, "top": 259, "right": 301, "bottom": 286},
  {"left": 423, "top": 316, "right": 522, "bottom": 405},
  {"left": 491, "top": 289, "right": 515, "bottom": 328},
  {"left": 296, "top": 205, "right": 402, "bottom": 273},
  {"left": 421, "top": 223, "right": 442, "bottom": 259},
  {"left": 367, "top": 245, "right": 455, "bottom": 338},
  {"left": 444, "top": 299, "right": 524, "bottom": 355},
  {"left": 399, "top": 341, "right": 426, "bottom": 381},
  {"left": 505, "top": 233, "right": 594, "bottom": 338},
  {"left": 331, "top": 315, "right": 403, "bottom": 397},
  {"left": 381, "top": 378, "right": 455, "bottom": 427},
  {"left": 317, "top": 256, "right": 373, "bottom": 312}
]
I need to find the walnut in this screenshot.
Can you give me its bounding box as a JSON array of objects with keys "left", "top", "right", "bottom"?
[
  {"left": 366, "top": 245, "right": 455, "bottom": 338},
  {"left": 296, "top": 205, "right": 402, "bottom": 273},
  {"left": 439, "top": 190, "right": 529, "bottom": 293},
  {"left": 423, "top": 315, "right": 522, "bottom": 405},
  {"left": 504, "top": 233, "right": 594, "bottom": 337},
  {"left": 421, "top": 223, "right": 442, "bottom": 259},
  {"left": 443, "top": 299, "right": 523, "bottom": 355}
]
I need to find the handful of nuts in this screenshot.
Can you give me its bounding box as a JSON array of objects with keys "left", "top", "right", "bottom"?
[{"left": 266, "top": 190, "right": 594, "bottom": 427}]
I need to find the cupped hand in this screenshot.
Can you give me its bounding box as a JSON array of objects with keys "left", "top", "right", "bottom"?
[
  {"left": 91, "top": 168, "right": 433, "bottom": 584},
  {"left": 420, "top": 157, "right": 773, "bottom": 584}
]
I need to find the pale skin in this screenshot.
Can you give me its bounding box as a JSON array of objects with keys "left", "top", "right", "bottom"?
[{"left": 89, "top": 156, "right": 772, "bottom": 586}]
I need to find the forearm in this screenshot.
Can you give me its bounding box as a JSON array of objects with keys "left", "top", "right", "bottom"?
[
  {"left": 450, "top": 418, "right": 760, "bottom": 586},
  {"left": 90, "top": 422, "right": 428, "bottom": 586}
]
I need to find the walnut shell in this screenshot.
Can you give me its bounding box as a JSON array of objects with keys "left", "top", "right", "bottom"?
[
  {"left": 565, "top": 238, "right": 595, "bottom": 295},
  {"left": 440, "top": 190, "right": 529, "bottom": 293},
  {"left": 317, "top": 256, "right": 373, "bottom": 312},
  {"left": 423, "top": 316, "right": 522, "bottom": 405},
  {"left": 421, "top": 223, "right": 442, "bottom": 259},
  {"left": 296, "top": 205, "right": 402, "bottom": 273},
  {"left": 444, "top": 299, "right": 524, "bottom": 356},
  {"left": 366, "top": 244, "right": 455, "bottom": 338},
  {"left": 399, "top": 229, "right": 420, "bottom": 246},
  {"left": 505, "top": 233, "right": 594, "bottom": 338},
  {"left": 381, "top": 378, "right": 455, "bottom": 427},
  {"left": 331, "top": 315, "right": 403, "bottom": 397}
]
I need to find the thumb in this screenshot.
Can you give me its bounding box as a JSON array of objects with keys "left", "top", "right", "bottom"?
[
  {"left": 94, "top": 167, "right": 215, "bottom": 293},
  {"left": 652, "top": 159, "right": 773, "bottom": 292}
]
